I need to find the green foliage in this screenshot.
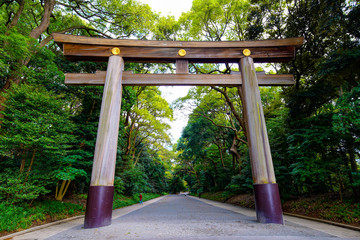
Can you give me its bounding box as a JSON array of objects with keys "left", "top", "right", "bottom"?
[
  {"left": 286, "top": 196, "right": 360, "bottom": 225},
  {"left": 112, "top": 193, "right": 162, "bottom": 209},
  {"left": 0, "top": 171, "right": 50, "bottom": 204},
  {"left": 321, "top": 201, "right": 360, "bottom": 224},
  {"left": 34, "top": 200, "right": 84, "bottom": 218},
  {"left": 52, "top": 155, "right": 87, "bottom": 181},
  {"left": 179, "top": 0, "right": 251, "bottom": 41},
  {"left": 0, "top": 84, "right": 75, "bottom": 158},
  {"left": 136, "top": 153, "right": 169, "bottom": 193},
  {"left": 114, "top": 176, "right": 126, "bottom": 195},
  {"left": 153, "top": 16, "right": 180, "bottom": 40},
  {"left": 0, "top": 83, "right": 82, "bottom": 200},
  {"left": 0, "top": 30, "right": 30, "bottom": 85},
  {"left": 333, "top": 85, "right": 360, "bottom": 140},
  {"left": 0, "top": 200, "right": 84, "bottom": 232},
  {"left": 351, "top": 172, "right": 360, "bottom": 188},
  {"left": 225, "top": 174, "right": 253, "bottom": 195},
  {"left": 174, "top": 85, "right": 245, "bottom": 194},
  {"left": 198, "top": 191, "right": 228, "bottom": 202},
  {"left": 168, "top": 175, "right": 187, "bottom": 194},
  {"left": 119, "top": 167, "right": 151, "bottom": 196},
  {"left": 0, "top": 203, "right": 42, "bottom": 232}
]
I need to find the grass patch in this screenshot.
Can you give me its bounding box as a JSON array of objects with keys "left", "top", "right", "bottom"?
[
  {"left": 197, "top": 192, "right": 360, "bottom": 226},
  {"left": 283, "top": 195, "right": 360, "bottom": 226},
  {"left": 113, "top": 193, "right": 162, "bottom": 209},
  {"left": 0, "top": 200, "right": 84, "bottom": 233},
  {"left": 198, "top": 191, "right": 229, "bottom": 202}
]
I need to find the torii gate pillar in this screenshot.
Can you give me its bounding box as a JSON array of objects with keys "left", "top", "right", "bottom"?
[
  {"left": 84, "top": 55, "right": 124, "bottom": 228},
  {"left": 240, "top": 56, "right": 283, "bottom": 224}
]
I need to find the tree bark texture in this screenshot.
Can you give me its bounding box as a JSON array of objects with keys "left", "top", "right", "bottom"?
[{"left": 29, "top": 0, "right": 56, "bottom": 39}]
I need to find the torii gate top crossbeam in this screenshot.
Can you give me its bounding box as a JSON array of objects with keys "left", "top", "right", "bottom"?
[{"left": 53, "top": 33, "right": 304, "bottom": 63}]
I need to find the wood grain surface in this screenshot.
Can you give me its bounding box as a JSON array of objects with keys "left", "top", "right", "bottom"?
[
  {"left": 62, "top": 44, "right": 296, "bottom": 63},
  {"left": 176, "top": 60, "right": 189, "bottom": 74},
  {"left": 90, "top": 56, "right": 124, "bottom": 186},
  {"left": 53, "top": 33, "right": 304, "bottom": 48},
  {"left": 240, "top": 57, "right": 276, "bottom": 184},
  {"left": 65, "top": 72, "right": 295, "bottom": 86}
]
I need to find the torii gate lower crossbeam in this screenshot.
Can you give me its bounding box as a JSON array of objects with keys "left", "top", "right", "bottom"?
[{"left": 53, "top": 34, "right": 303, "bottom": 228}]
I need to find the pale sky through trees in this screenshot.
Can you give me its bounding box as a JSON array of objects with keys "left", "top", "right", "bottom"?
[
  {"left": 140, "top": 0, "right": 194, "bottom": 143},
  {"left": 139, "top": 0, "right": 193, "bottom": 20}
]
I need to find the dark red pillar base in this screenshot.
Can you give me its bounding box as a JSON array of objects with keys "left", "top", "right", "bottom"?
[
  {"left": 84, "top": 186, "right": 114, "bottom": 229},
  {"left": 253, "top": 183, "right": 284, "bottom": 224}
]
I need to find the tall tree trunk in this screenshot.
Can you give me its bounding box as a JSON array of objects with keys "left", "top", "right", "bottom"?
[
  {"left": 190, "top": 164, "right": 200, "bottom": 184},
  {"left": 216, "top": 142, "right": 225, "bottom": 169},
  {"left": 232, "top": 155, "right": 235, "bottom": 171},
  {"left": 125, "top": 119, "right": 136, "bottom": 156},
  {"left": 131, "top": 144, "right": 137, "bottom": 162},
  {"left": 338, "top": 173, "right": 344, "bottom": 202},
  {"left": 341, "top": 150, "right": 359, "bottom": 198},
  {"left": 229, "top": 136, "right": 241, "bottom": 162},
  {"left": 134, "top": 145, "right": 145, "bottom": 166},
  {"left": 19, "top": 147, "right": 27, "bottom": 173},
  {"left": 29, "top": 0, "right": 56, "bottom": 39},
  {"left": 55, "top": 180, "right": 72, "bottom": 201},
  {"left": 349, "top": 148, "right": 358, "bottom": 172},
  {"left": 205, "top": 156, "right": 218, "bottom": 187},
  {"left": 6, "top": 0, "right": 25, "bottom": 31},
  {"left": 25, "top": 149, "right": 37, "bottom": 182},
  {"left": 211, "top": 86, "right": 246, "bottom": 135}
]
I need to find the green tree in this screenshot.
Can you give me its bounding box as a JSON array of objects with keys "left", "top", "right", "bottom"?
[
  {"left": 0, "top": 84, "right": 78, "bottom": 200},
  {"left": 179, "top": 0, "right": 251, "bottom": 41},
  {"left": 169, "top": 175, "right": 187, "bottom": 194},
  {"left": 120, "top": 86, "right": 173, "bottom": 170}
]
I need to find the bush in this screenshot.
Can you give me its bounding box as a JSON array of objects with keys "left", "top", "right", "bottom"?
[
  {"left": 34, "top": 200, "right": 84, "bottom": 218},
  {"left": 0, "top": 202, "right": 33, "bottom": 231},
  {"left": 119, "top": 167, "right": 151, "bottom": 195},
  {"left": 114, "top": 176, "right": 125, "bottom": 195},
  {"left": 112, "top": 193, "right": 161, "bottom": 209},
  {"left": 0, "top": 171, "right": 50, "bottom": 204},
  {"left": 0, "top": 200, "right": 84, "bottom": 233},
  {"left": 225, "top": 174, "right": 253, "bottom": 195},
  {"left": 200, "top": 192, "right": 228, "bottom": 202},
  {"left": 319, "top": 201, "right": 360, "bottom": 224},
  {"left": 168, "top": 176, "right": 187, "bottom": 193}
]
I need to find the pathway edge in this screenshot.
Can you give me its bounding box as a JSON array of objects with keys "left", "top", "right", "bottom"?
[
  {"left": 189, "top": 195, "right": 360, "bottom": 238},
  {"left": 0, "top": 195, "right": 167, "bottom": 240}
]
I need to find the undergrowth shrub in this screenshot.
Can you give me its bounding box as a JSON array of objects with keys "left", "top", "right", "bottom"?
[
  {"left": 0, "top": 200, "right": 84, "bottom": 233},
  {"left": 0, "top": 171, "right": 50, "bottom": 204},
  {"left": 112, "top": 193, "right": 161, "bottom": 209}
]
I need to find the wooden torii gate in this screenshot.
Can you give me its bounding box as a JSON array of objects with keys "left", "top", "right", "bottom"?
[{"left": 53, "top": 33, "right": 303, "bottom": 228}]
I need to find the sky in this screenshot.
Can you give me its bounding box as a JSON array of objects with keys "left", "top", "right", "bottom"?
[
  {"left": 139, "top": 0, "right": 193, "bottom": 20},
  {"left": 139, "top": 0, "right": 194, "bottom": 144},
  {"left": 160, "top": 86, "right": 194, "bottom": 143}
]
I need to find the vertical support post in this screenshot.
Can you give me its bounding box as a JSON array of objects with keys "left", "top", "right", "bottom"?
[
  {"left": 240, "top": 56, "right": 283, "bottom": 224},
  {"left": 84, "top": 55, "right": 124, "bottom": 228},
  {"left": 176, "top": 60, "right": 189, "bottom": 74}
]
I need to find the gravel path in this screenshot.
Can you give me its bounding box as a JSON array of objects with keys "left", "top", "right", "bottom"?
[{"left": 42, "top": 195, "right": 359, "bottom": 240}]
